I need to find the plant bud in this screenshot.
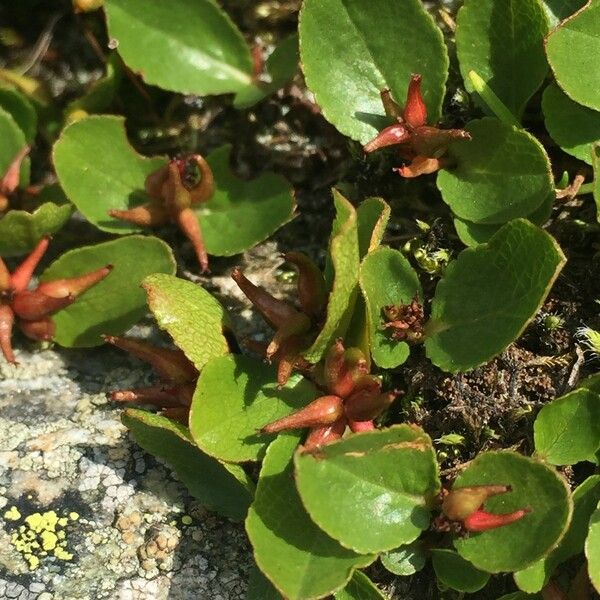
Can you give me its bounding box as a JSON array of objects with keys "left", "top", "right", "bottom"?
[
  {"left": 442, "top": 485, "right": 511, "bottom": 521},
  {"left": 10, "top": 236, "right": 50, "bottom": 293},
  {"left": 1, "top": 145, "right": 29, "bottom": 195},
  {"left": 303, "top": 417, "right": 347, "bottom": 450},
  {"left": 261, "top": 395, "right": 344, "bottom": 434},
  {"left": 37, "top": 265, "right": 112, "bottom": 299},
  {"left": 380, "top": 89, "right": 403, "bottom": 120},
  {"left": 18, "top": 316, "right": 55, "bottom": 341},
  {"left": 174, "top": 206, "right": 209, "bottom": 273},
  {"left": 109, "top": 384, "right": 185, "bottom": 407},
  {"left": 345, "top": 390, "right": 395, "bottom": 422},
  {"left": 109, "top": 202, "right": 169, "bottom": 227},
  {"left": 364, "top": 123, "right": 411, "bottom": 153},
  {"left": 463, "top": 508, "right": 529, "bottom": 532},
  {"left": 348, "top": 419, "right": 375, "bottom": 433},
  {"left": 403, "top": 74, "right": 428, "bottom": 129},
  {"left": 0, "top": 304, "right": 16, "bottom": 363},
  {"left": 12, "top": 290, "right": 74, "bottom": 321},
  {"left": 284, "top": 251, "right": 327, "bottom": 318}
]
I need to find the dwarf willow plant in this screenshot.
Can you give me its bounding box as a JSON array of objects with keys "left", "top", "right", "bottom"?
[{"left": 1, "top": 0, "right": 599, "bottom": 597}]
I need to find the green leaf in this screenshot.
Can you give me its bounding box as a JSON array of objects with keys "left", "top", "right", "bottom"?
[
  {"left": 586, "top": 501, "right": 600, "bottom": 593},
  {"left": 534, "top": 388, "right": 600, "bottom": 465},
  {"left": 542, "top": 82, "right": 600, "bottom": 164},
  {"left": 189, "top": 355, "right": 319, "bottom": 463},
  {"left": 198, "top": 145, "right": 295, "bottom": 256},
  {"left": 234, "top": 34, "right": 299, "bottom": 109},
  {"left": 453, "top": 192, "right": 554, "bottom": 247},
  {"left": 356, "top": 197, "right": 390, "bottom": 258},
  {"left": 437, "top": 118, "right": 553, "bottom": 225},
  {"left": 431, "top": 549, "right": 490, "bottom": 593},
  {"left": 456, "top": 0, "right": 549, "bottom": 119},
  {"left": 294, "top": 425, "right": 440, "bottom": 554},
  {"left": 303, "top": 190, "right": 360, "bottom": 363},
  {"left": 299, "top": 0, "right": 448, "bottom": 143},
  {"left": 334, "top": 571, "right": 386, "bottom": 600},
  {"left": 580, "top": 372, "right": 600, "bottom": 394},
  {"left": 0, "top": 202, "right": 73, "bottom": 257},
  {"left": 142, "top": 274, "right": 230, "bottom": 371},
  {"left": 64, "top": 53, "right": 122, "bottom": 123},
  {"left": 546, "top": 0, "right": 600, "bottom": 111},
  {"left": 453, "top": 452, "right": 572, "bottom": 573},
  {"left": 246, "top": 434, "right": 374, "bottom": 600},
  {"left": 0, "top": 87, "right": 37, "bottom": 143},
  {"left": 380, "top": 541, "right": 427, "bottom": 576},
  {"left": 515, "top": 475, "right": 600, "bottom": 592},
  {"left": 359, "top": 247, "right": 422, "bottom": 368},
  {"left": 0, "top": 106, "right": 29, "bottom": 188},
  {"left": 104, "top": 0, "right": 253, "bottom": 95},
  {"left": 425, "top": 220, "right": 565, "bottom": 373},
  {"left": 122, "top": 409, "right": 253, "bottom": 521},
  {"left": 543, "top": 0, "right": 587, "bottom": 25},
  {"left": 40, "top": 235, "right": 176, "bottom": 347},
  {"left": 246, "top": 566, "right": 283, "bottom": 600},
  {"left": 53, "top": 115, "right": 166, "bottom": 234}
]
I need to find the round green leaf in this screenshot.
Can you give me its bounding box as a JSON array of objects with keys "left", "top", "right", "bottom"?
[
  {"left": 586, "top": 502, "right": 600, "bottom": 593},
  {"left": 303, "top": 190, "right": 360, "bottom": 363},
  {"left": 299, "top": 0, "right": 448, "bottom": 143},
  {"left": 456, "top": 0, "right": 548, "bottom": 119},
  {"left": 0, "top": 106, "right": 29, "bottom": 188},
  {"left": 40, "top": 235, "right": 176, "bottom": 347},
  {"left": 425, "top": 220, "right": 565, "bottom": 373},
  {"left": 437, "top": 118, "right": 553, "bottom": 225},
  {"left": 454, "top": 192, "right": 554, "bottom": 247},
  {"left": 534, "top": 389, "right": 600, "bottom": 465},
  {"left": 0, "top": 87, "right": 37, "bottom": 143},
  {"left": 431, "top": 549, "right": 490, "bottom": 593},
  {"left": 295, "top": 426, "right": 440, "bottom": 554},
  {"left": 142, "top": 273, "right": 230, "bottom": 371},
  {"left": 0, "top": 202, "right": 73, "bottom": 257},
  {"left": 234, "top": 34, "right": 299, "bottom": 109},
  {"left": 53, "top": 115, "right": 166, "bottom": 234},
  {"left": 104, "top": 0, "right": 253, "bottom": 96},
  {"left": 356, "top": 197, "right": 390, "bottom": 259},
  {"left": 453, "top": 452, "right": 572, "bottom": 573},
  {"left": 334, "top": 571, "right": 386, "bottom": 600},
  {"left": 546, "top": 0, "right": 600, "bottom": 111},
  {"left": 190, "top": 355, "right": 319, "bottom": 463},
  {"left": 381, "top": 542, "right": 427, "bottom": 576},
  {"left": 198, "top": 145, "right": 295, "bottom": 256},
  {"left": 542, "top": 83, "right": 600, "bottom": 164},
  {"left": 515, "top": 475, "right": 600, "bottom": 592},
  {"left": 359, "top": 247, "right": 422, "bottom": 368},
  {"left": 246, "top": 434, "right": 375, "bottom": 600},
  {"left": 122, "top": 409, "right": 253, "bottom": 521}
]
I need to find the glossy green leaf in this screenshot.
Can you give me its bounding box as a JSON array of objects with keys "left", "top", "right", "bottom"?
[
  {"left": 142, "top": 274, "right": 230, "bottom": 371},
  {"left": 542, "top": 83, "right": 600, "bottom": 164},
  {"left": 41, "top": 235, "right": 176, "bottom": 347},
  {"left": 247, "top": 434, "right": 374, "bottom": 600},
  {"left": 303, "top": 190, "right": 360, "bottom": 363},
  {"left": 246, "top": 567, "right": 283, "bottom": 600},
  {"left": 425, "top": 220, "right": 565, "bottom": 372},
  {"left": 65, "top": 53, "right": 121, "bottom": 123},
  {"left": 453, "top": 452, "right": 572, "bottom": 573},
  {"left": 543, "top": 0, "right": 587, "bottom": 25},
  {"left": 431, "top": 549, "right": 489, "bottom": 593},
  {"left": 53, "top": 115, "right": 166, "bottom": 234},
  {"left": 190, "top": 355, "right": 319, "bottom": 463},
  {"left": 437, "top": 118, "right": 553, "bottom": 225},
  {"left": 359, "top": 247, "right": 422, "bottom": 368},
  {"left": 546, "top": 0, "right": 600, "bottom": 111},
  {"left": 104, "top": 0, "right": 253, "bottom": 95},
  {"left": 456, "top": 0, "right": 548, "bottom": 119},
  {"left": 356, "top": 197, "right": 390, "bottom": 258},
  {"left": 0, "top": 106, "right": 29, "bottom": 188},
  {"left": 198, "top": 145, "right": 295, "bottom": 256},
  {"left": 299, "top": 0, "right": 448, "bottom": 143},
  {"left": 453, "top": 192, "right": 554, "bottom": 247},
  {"left": 0, "top": 87, "right": 37, "bottom": 142},
  {"left": 381, "top": 542, "right": 426, "bottom": 577},
  {"left": 0, "top": 202, "right": 73, "bottom": 257},
  {"left": 122, "top": 409, "right": 253, "bottom": 521},
  {"left": 234, "top": 34, "right": 299, "bottom": 109},
  {"left": 586, "top": 502, "right": 600, "bottom": 593},
  {"left": 334, "top": 571, "right": 386, "bottom": 600},
  {"left": 515, "top": 475, "right": 600, "bottom": 592},
  {"left": 295, "top": 426, "right": 440, "bottom": 554},
  {"left": 534, "top": 388, "right": 600, "bottom": 465}
]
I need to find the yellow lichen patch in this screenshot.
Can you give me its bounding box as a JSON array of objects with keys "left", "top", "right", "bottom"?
[
  {"left": 181, "top": 515, "right": 193, "bottom": 525},
  {"left": 6, "top": 508, "right": 78, "bottom": 570},
  {"left": 4, "top": 506, "right": 21, "bottom": 520}
]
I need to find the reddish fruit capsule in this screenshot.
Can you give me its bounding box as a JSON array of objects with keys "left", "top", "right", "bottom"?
[{"left": 261, "top": 395, "right": 344, "bottom": 434}]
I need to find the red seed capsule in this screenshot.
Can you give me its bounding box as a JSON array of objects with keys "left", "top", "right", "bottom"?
[
  {"left": 261, "top": 395, "right": 344, "bottom": 434},
  {"left": 463, "top": 508, "right": 529, "bottom": 532},
  {"left": 37, "top": 265, "right": 112, "bottom": 299},
  {"left": 442, "top": 485, "right": 511, "bottom": 521},
  {"left": 403, "top": 74, "right": 428, "bottom": 129},
  {"left": 11, "top": 236, "right": 50, "bottom": 293}
]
